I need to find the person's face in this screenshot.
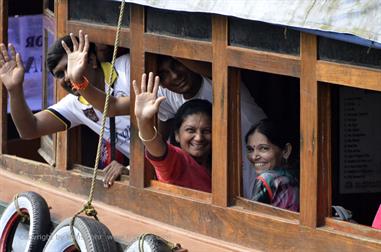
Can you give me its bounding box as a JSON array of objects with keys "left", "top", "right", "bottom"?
[
  {"left": 246, "top": 130, "right": 284, "bottom": 175},
  {"left": 51, "top": 55, "right": 79, "bottom": 96},
  {"left": 158, "top": 59, "right": 201, "bottom": 98},
  {"left": 175, "top": 113, "right": 212, "bottom": 163}
]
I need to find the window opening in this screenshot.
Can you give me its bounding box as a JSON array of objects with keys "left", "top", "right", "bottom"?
[
  {"left": 240, "top": 69, "right": 300, "bottom": 212},
  {"left": 331, "top": 84, "right": 381, "bottom": 226},
  {"left": 144, "top": 55, "right": 213, "bottom": 193}
]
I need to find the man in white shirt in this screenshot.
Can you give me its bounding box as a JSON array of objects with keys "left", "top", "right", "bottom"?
[{"left": 0, "top": 31, "right": 130, "bottom": 187}]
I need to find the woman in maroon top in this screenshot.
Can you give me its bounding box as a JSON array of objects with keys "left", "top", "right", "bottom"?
[{"left": 133, "top": 72, "right": 212, "bottom": 192}]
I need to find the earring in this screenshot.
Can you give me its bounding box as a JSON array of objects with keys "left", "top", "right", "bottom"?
[{"left": 282, "top": 157, "right": 288, "bottom": 165}]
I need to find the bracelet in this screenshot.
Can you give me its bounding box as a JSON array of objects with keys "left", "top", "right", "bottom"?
[
  {"left": 71, "top": 76, "right": 89, "bottom": 91},
  {"left": 138, "top": 126, "right": 158, "bottom": 142}
]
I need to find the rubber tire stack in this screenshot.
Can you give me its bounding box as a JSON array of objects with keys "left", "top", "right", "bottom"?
[
  {"left": 0, "top": 191, "right": 51, "bottom": 252},
  {"left": 124, "top": 234, "right": 173, "bottom": 252},
  {"left": 43, "top": 216, "right": 117, "bottom": 252}
]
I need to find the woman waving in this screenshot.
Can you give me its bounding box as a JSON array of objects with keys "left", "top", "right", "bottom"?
[{"left": 133, "top": 72, "right": 212, "bottom": 192}]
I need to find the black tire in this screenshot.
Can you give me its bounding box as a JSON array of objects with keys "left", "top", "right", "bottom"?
[
  {"left": 0, "top": 191, "right": 51, "bottom": 252},
  {"left": 124, "top": 234, "right": 173, "bottom": 252},
  {"left": 43, "top": 216, "right": 117, "bottom": 252}
]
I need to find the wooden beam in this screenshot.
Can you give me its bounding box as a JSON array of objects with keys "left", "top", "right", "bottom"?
[
  {"left": 40, "top": 11, "right": 57, "bottom": 167},
  {"left": 129, "top": 4, "right": 145, "bottom": 188},
  {"left": 67, "top": 21, "right": 131, "bottom": 48},
  {"left": 0, "top": 0, "right": 8, "bottom": 154},
  {"left": 317, "top": 84, "right": 332, "bottom": 226},
  {"left": 325, "top": 218, "right": 381, "bottom": 241},
  {"left": 55, "top": 0, "right": 67, "bottom": 39},
  {"left": 317, "top": 61, "right": 381, "bottom": 91},
  {"left": 43, "top": 9, "right": 55, "bottom": 33},
  {"left": 211, "top": 15, "right": 229, "bottom": 207},
  {"left": 300, "top": 33, "right": 318, "bottom": 228},
  {"left": 55, "top": 0, "right": 69, "bottom": 170},
  {"left": 227, "top": 46, "right": 300, "bottom": 77},
  {"left": 1, "top": 157, "right": 380, "bottom": 251},
  {"left": 235, "top": 197, "right": 299, "bottom": 220},
  {"left": 228, "top": 68, "right": 241, "bottom": 198},
  {"left": 144, "top": 33, "right": 212, "bottom": 62},
  {"left": 149, "top": 180, "right": 211, "bottom": 202}
]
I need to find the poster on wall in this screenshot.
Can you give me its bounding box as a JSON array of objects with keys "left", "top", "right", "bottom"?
[
  {"left": 8, "top": 14, "right": 44, "bottom": 112},
  {"left": 339, "top": 86, "right": 381, "bottom": 194}
]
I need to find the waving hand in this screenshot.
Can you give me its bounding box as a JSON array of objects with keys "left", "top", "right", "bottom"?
[
  {"left": 133, "top": 72, "right": 165, "bottom": 123},
  {"left": 133, "top": 72, "right": 166, "bottom": 157},
  {"left": 61, "top": 30, "right": 89, "bottom": 83},
  {"left": 0, "top": 43, "right": 24, "bottom": 92}
]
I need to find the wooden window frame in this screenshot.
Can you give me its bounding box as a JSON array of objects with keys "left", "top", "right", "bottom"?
[
  {"left": 0, "top": 0, "right": 8, "bottom": 154},
  {"left": 38, "top": 2, "right": 57, "bottom": 166},
  {"left": 1, "top": 1, "right": 380, "bottom": 250}
]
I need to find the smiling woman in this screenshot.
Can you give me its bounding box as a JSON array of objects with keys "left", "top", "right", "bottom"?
[
  {"left": 134, "top": 72, "right": 212, "bottom": 192},
  {"left": 146, "top": 98, "right": 212, "bottom": 192},
  {"left": 245, "top": 119, "right": 299, "bottom": 211}
]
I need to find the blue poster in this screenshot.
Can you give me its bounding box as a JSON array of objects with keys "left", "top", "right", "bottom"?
[{"left": 8, "top": 15, "right": 45, "bottom": 112}]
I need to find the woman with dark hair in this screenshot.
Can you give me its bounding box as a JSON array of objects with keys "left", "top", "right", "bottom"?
[
  {"left": 245, "top": 119, "right": 299, "bottom": 211},
  {"left": 133, "top": 72, "right": 212, "bottom": 192}
]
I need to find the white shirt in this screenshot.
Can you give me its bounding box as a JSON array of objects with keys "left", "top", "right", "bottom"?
[
  {"left": 47, "top": 54, "right": 131, "bottom": 158},
  {"left": 157, "top": 76, "right": 213, "bottom": 122}
]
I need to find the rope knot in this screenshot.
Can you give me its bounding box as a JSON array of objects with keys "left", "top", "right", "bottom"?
[
  {"left": 83, "top": 203, "right": 98, "bottom": 218},
  {"left": 13, "top": 194, "right": 30, "bottom": 223}
]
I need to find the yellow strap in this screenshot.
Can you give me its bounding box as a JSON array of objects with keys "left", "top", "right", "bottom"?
[{"left": 101, "top": 62, "right": 118, "bottom": 86}]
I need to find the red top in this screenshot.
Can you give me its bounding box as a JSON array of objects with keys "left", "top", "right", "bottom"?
[
  {"left": 372, "top": 204, "right": 381, "bottom": 230},
  {"left": 146, "top": 143, "right": 211, "bottom": 192}
]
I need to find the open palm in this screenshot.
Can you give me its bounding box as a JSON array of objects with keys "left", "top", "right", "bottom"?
[
  {"left": 61, "top": 30, "right": 89, "bottom": 82},
  {"left": 133, "top": 72, "right": 165, "bottom": 122},
  {"left": 0, "top": 44, "right": 24, "bottom": 91}
]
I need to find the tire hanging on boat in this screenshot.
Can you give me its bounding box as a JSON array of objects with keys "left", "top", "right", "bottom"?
[
  {"left": 124, "top": 234, "right": 176, "bottom": 252},
  {"left": 43, "top": 216, "right": 117, "bottom": 252},
  {"left": 0, "top": 191, "right": 51, "bottom": 252}
]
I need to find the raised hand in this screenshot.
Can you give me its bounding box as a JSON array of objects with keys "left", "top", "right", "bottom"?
[
  {"left": 133, "top": 72, "right": 165, "bottom": 122},
  {"left": 0, "top": 43, "right": 25, "bottom": 92},
  {"left": 61, "top": 30, "right": 89, "bottom": 83}
]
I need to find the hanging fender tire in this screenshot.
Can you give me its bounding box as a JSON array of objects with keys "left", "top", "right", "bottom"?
[
  {"left": 124, "top": 234, "right": 175, "bottom": 252},
  {"left": 43, "top": 216, "right": 117, "bottom": 252},
  {"left": 0, "top": 191, "right": 52, "bottom": 252}
]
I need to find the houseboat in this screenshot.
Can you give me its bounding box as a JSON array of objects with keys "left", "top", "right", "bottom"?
[{"left": 0, "top": 0, "right": 380, "bottom": 251}]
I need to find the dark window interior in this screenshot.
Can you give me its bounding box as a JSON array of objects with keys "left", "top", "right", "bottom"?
[
  {"left": 48, "top": 0, "right": 54, "bottom": 12},
  {"left": 242, "top": 70, "right": 300, "bottom": 153},
  {"left": 319, "top": 37, "right": 381, "bottom": 69},
  {"left": 229, "top": 17, "right": 300, "bottom": 55},
  {"left": 146, "top": 7, "right": 211, "bottom": 41},
  {"left": 242, "top": 70, "right": 300, "bottom": 173},
  {"left": 331, "top": 85, "right": 381, "bottom": 225},
  {"left": 9, "top": 0, "right": 43, "bottom": 16},
  {"left": 69, "top": 0, "right": 130, "bottom": 27},
  {"left": 80, "top": 126, "right": 99, "bottom": 168}
]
